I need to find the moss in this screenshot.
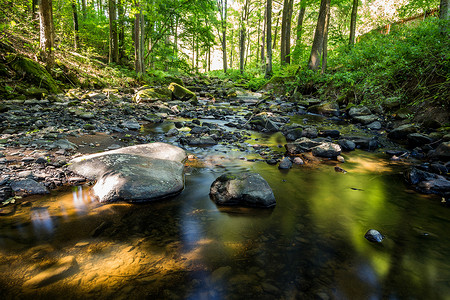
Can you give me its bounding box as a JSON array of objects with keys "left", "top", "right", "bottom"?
[
  {"left": 168, "top": 82, "right": 197, "bottom": 103},
  {"left": 8, "top": 55, "right": 61, "bottom": 94}
]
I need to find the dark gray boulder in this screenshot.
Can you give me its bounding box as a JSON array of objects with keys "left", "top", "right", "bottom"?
[
  {"left": 404, "top": 167, "right": 450, "bottom": 196},
  {"left": 338, "top": 139, "right": 356, "bottom": 151},
  {"left": 388, "top": 124, "right": 417, "bottom": 140},
  {"left": 283, "top": 128, "right": 303, "bottom": 141},
  {"left": 10, "top": 179, "right": 49, "bottom": 195},
  {"left": 407, "top": 133, "right": 433, "bottom": 147},
  {"left": 210, "top": 173, "right": 276, "bottom": 208},
  {"left": 364, "top": 229, "right": 384, "bottom": 243},
  {"left": 352, "top": 115, "right": 379, "bottom": 125},
  {"left": 348, "top": 106, "right": 371, "bottom": 118},
  {"left": 433, "top": 141, "right": 450, "bottom": 160},
  {"left": 307, "top": 102, "right": 340, "bottom": 117},
  {"left": 278, "top": 157, "right": 293, "bottom": 169}
]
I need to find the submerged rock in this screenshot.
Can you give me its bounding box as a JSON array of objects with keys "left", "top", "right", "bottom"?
[
  {"left": 364, "top": 229, "right": 384, "bottom": 243},
  {"left": 210, "top": 173, "right": 276, "bottom": 208},
  {"left": 24, "top": 256, "right": 77, "bottom": 288},
  {"left": 278, "top": 157, "right": 292, "bottom": 169},
  {"left": 10, "top": 179, "right": 49, "bottom": 195}
]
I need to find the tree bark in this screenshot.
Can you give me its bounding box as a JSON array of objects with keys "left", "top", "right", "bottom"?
[
  {"left": 280, "top": 0, "right": 294, "bottom": 65},
  {"left": 272, "top": 10, "right": 280, "bottom": 49},
  {"left": 32, "top": 0, "right": 38, "bottom": 19},
  {"left": 239, "top": 0, "right": 250, "bottom": 74},
  {"left": 39, "top": 0, "right": 55, "bottom": 69},
  {"left": 71, "top": 0, "right": 79, "bottom": 51},
  {"left": 118, "top": 0, "right": 125, "bottom": 62},
  {"left": 261, "top": 3, "right": 266, "bottom": 69},
  {"left": 134, "top": 3, "right": 144, "bottom": 75},
  {"left": 108, "top": 0, "right": 119, "bottom": 64},
  {"left": 440, "top": 0, "right": 449, "bottom": 20},
  {"left": 349, "top": 0, "right": 358, "bottom": 45},
  {"left": 81, "top": 0, "right": 86, "bottom": 18},
  {"left": 265, "top": 0, "right": 272, "bottom": 77},
  {"left": 307, "top": 0, "right": 329, "bottom": 70},
  {"left": 217, "top": 0, "right": 228, "bottom": 73},
  {"left": 321, "top": 0, "right": 331, "bottom": 74},
  {"left": 294, "top": 0, "right": 306, "bottom": 63}
]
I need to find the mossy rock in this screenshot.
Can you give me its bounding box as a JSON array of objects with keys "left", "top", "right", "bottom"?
[
  {"left": 307, "top": 102, "right": 340, "bottom": 116},
  {"left": 168, "top": 83, "right": 197, "bottom": 103},
  {"left": 8, "top": 55, "right": 60, "bottom": 94},
  {"left": 25, "top": 87, "right": 48, "bottom": 99},
  {"left": 133, "top": 87, "right": 171, "bottom": 103}
]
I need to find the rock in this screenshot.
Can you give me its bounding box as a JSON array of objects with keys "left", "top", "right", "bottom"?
[
  {"left": 318, "top": 130, "right": 340, "bottom": 138},
  {"left": 211, "top": 266, "right": 232, "bottom": 283},
  {"left": 121, "top": 120, "right": 141, "bottom": 130},
  {"left": 185, "top": 136, "right": 218, "bottom": 146},
  {"left": 337, "top": 139, "right": 356, "bottom": 151},
  {"left": 337, "top": 155, "right": 345, "bottom": 163},
  {"left": 132, "top": 87, "right": 171, "bottom": 103},
  {"left": 433, "top": 141, "right": 450, "bottom": 160},
  {"left": 25, "top": 87, "right": 48, "bottom": 99},
  {"left": 283, "top": 128, "right": 303, "bottom": 141},
  {"left": 285, "top": 138, "right": 322, "bottom": 155},
  {"left": 311, "top": 142, "right": 341, "bottom": 158},
  {"left": 68, "top": 143, "right": 186, "bottom": 203},
  {"left": 364, "top": 229, "right": 384, "bottom": 243},
  {"left": 50, "top": 139, "right": 77, "bottom": 150},
  {"left": 302, "top": 127, "right": 318, "bottom": 138},
  {"left": 407, "top": 133, "right": 433, "bottom": 147},
  {"left": 388, "top": 124, "right": 417, "bottom": 140},
  {"left": 348, "top": 106, "right": 371, "bottom": 118},
  {"left": 352, "top": 115, "right": 379, "bottom": 125},
  {"left": 293, "top": 157, "right": 304, "bottom": 165},
  {"left": 366, "top": 121, "right": 382, "bottom": 130},
  {"left": 0, "top": 185, "right": 12, "bottom": 202},
  {"left": 210, "top": 173, "right": 276, "bottom": 208},
  {"left": 165, "top": 128, "right": 179, "bottom": 137},
  {"left": 404, "top": 167, "right": 450, "bottom": 196},
  {"left": 278, "top": 157, "right": 292, "bottom": 169},
  {"left": 168, "top": 82, "right": 197, "bottom": 102},
  {"left": 23, "top": 256, "right": 77, "bottom": 288},
  {"left": 307, "top": 102, "right": 340, "bottom": 116},
  {"left": 10, "top": 179, "right": 49, "bottom": 195}
]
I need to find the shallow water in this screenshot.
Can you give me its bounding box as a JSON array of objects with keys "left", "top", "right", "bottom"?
[{"left": 1, "top": 99, "right": 449, "bottom": 299}]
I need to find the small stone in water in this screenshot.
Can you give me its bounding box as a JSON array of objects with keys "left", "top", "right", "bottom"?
[{"left": 364, "top": 229, "right": 384, "bottom": 243}]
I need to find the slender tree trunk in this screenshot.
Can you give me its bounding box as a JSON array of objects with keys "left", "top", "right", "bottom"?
[
  {"left": 261, "top": 4, "right": 266, "bottom": 69},
  {"left": 321, "top": 0, "right": 330, "bottom": 74},
  {"left": 272, "top": 11, "right": 280, "bottom": 49},
  {"left": 239, "top": 26, "right": 246, "bottom": 73},
  {"left": 294, "top": 0, "right": 306, "bottom": 63},
  {"left": 39, "top": 0, "right": 55, "bottom": 69},
  {"left": 118, "top": 0, "right": 125, "bottom": 62},
  {"left": 284, "top": 0, "right": 294, "bottom": 64},
  {"left": 139, "top": 10, "right": 145, "bottom": 72},
  {"left": 265, "top": 0, "right": 272, "bottom": 77},
  {"left": 230, "top": 29, "right": 234, "bottom": 69},
  {"left": 219, "top": 0, "right": 228, "bottom": 73},
  {"left": 108, "top": 0, "right": 119, "bottom": 63},
  {"left": 245, "top": 28, "right": 250, "bottom": 68},
  {"left": 308, "top": 0, "right": 329, "bottom": 70},
  {"left": 71, "top": 0, "right": 79, "bottom": 50},
  {"left": 440, "top": 0, "right": 449, "bottom": 20},
  {"left": 134, "top": 5, "right": 143, "bottom": 75},
  {"left": 257, "top": 13, "right": 261, "bottom": 64},
  {"left": 208, "top": 46, "right": 211, "bottom": 72},
  {"left": 32, "top": 0, "right": 38, "bottom": 19},
  {"left": 81, "top": 0, "right": 86, "bottom": 18},
  {"left": 349, "top": 0, "right": 358, "bottom": 45}
]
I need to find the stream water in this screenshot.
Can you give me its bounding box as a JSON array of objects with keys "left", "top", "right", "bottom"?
[{"left": 1, "top": 98, "right": 449, "bottom": 299}]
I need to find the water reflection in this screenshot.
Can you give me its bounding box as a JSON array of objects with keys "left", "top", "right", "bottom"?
[{"left": 31, "top": 208, "right": 54, "bottom": 236}]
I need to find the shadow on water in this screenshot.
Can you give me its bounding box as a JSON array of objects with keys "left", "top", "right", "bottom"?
[{"left": 0, "top": 148, "right": 449, "bottom": 299}]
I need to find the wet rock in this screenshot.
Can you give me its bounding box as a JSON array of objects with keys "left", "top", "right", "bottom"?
[
  {"left": 10, "top": 179, "right": 49, "bottom": 195},
  {"left": 432, "top": 141, "right": 450, "bottom": 160},
  {"left": 348, "top": 106, "right": 371, "bottom": 118},
  {"left": 302, "top": 127, "right": 318, "bottom": 138},
  {"left": 404, "top": 167, "right": 450, "bottom": 196},
  {"left": 278, "top": 157, "right": 292, "bottom": 169},
  {"left": 307, "top": 102, "right": 339, "bottom": 117},
  {"left": 24, "top": 256, "right": 77, "bottom": 288},
  {"left": 0, "top": 185, "right": 12, "bottom": 202},
  {"left": 335, "top": 166, "right": 347, "bottom": 173},
  {"left": 364, "top": 229, "right": 384, "bottom": 243},
  {"left": 337, "top": 139, "right": 356, "bottom": 151},
  {"left": 185, "top": 136, "right": 218, "bottom": 146},
  {"left": 283, "top": 127, "right": 303, "bottom": 141},
  {"left": 343, "top": 136, "right": 378, "bottom": 150},
  {"left": 388, "top": 124, "right": 417, "bottom": 140},
  {"left": 121, "top": 120, "right": 141, "bottom": 130},
  {"left": 210, "top": 173, "right": 276, "bottom": 208},
  {"left": 250, "top": 113, "right": 284, "bottom": 133},
  {"left": 312, "top": 142, "right": 341, "bottom": 158},
  {"left": 165, "top": 128, "right": 179, "bottom": 137},
  {"left": 285, "top": 138, "right": 322, "bottom": 155},
  {"left": 293, "top": 157, "right": 304, "bottom": 165}
]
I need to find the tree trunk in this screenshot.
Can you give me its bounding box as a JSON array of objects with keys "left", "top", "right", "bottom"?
[
  {"left": 261, "top": 3, "right": 266, "bottom": 69},
  {"left": 307, "top": 0, "right": 329, "bottom": 70},
  {"left": 32, "top": 0, "right": 38, "bottom": 19},
  {"left": 118, "top": 0, "right": 125, "bottom": 62},
  {"left": 39, "top": 0, "right": 54, "bottom": 69},
  {"left": 230, "top": 29, "right": 234, "bottom": 69},
  {"left": 139, "top": 10, "right": 145, "bottom": 72},
  {"left": 239, "top": 26, "right": 246, "bottom": 73},
  {"left": 257, "top": 12, "right": 261, "bottom": 64},
  {"left": 265, "top": 0, "right": 272, "bottom": 77},
  {"left": 218, "top": 0, "right": 228, "bottom": 73},
  {"left": 349, "top": 0, "right": 358, "bottom": 45},
  {"left": 134, "top": 5, "right": 144, "bottom": 75},
  {"left": 280, "top": 0, "right": 294, "bottom": 65},
  {"left": 108, "top": 0, "right": 119, "bottom": 64},
  {"left": 272, "top": 11, "right": 280, "bottom": 50},
  {"left": 440, "top": 0, "right": 449, "bottom": 20},
  {"left": 81, "top": 0, "right": 86, "bottom": 18},
  {"left": 321, "top": 0, "right": 331, "bottom": 74},
  {"left": 294, "top": 0, "right": 306, "bottom": 63},
  {"left": 71, "top": 0, "right": 79, "bottom": 51}
]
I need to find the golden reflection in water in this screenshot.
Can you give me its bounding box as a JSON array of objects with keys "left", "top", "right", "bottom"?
[{"left": 345, "top": 155, "right": 394, "bottom": 174}]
